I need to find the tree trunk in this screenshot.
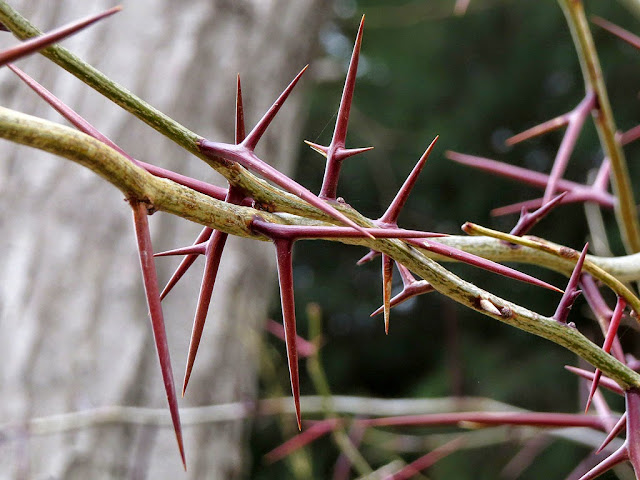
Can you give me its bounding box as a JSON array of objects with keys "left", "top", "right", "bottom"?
[{"left": 0, "top": 1, "right": 326, "bottom": 478}]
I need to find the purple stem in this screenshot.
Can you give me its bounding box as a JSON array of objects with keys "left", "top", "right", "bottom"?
[
  {"left": 592, "top": 16, "right": 640, "bottom": 50},
  {"left": 358, "top": 411, "right": 604, "bottom": 429},
  {"left": 543, "top": 92, "right": 596, "bottom": 204},
  {"left": 130, "top": 201, "right": 185, "bottom": 469},
  {"left": 0, "top": 6, "right": 121, "bottom": 67}
]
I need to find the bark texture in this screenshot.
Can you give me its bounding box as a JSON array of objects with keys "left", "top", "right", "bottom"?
[{"left": 0, "top": 1, "right": 326, "bottom": 478}]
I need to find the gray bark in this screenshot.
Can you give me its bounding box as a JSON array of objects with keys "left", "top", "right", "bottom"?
[{"left": 0, "top": 1, "right": 326, "bottom": 478}]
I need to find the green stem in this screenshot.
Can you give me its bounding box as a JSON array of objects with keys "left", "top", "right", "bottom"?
[{"left": 557, "top": 0, "right": 640, "bottom": 253}]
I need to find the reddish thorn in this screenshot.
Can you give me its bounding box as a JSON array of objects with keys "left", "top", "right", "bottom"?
[
  {"left": 553, "top": 243, "right": 588, "bottom": 323},
  {"left": 417, "top": 240, "right": 562, "bottom": 293},
  {"left": 564, "top": 366, "right": 624, "bottom": 396},
  {"left": 596, "top": 412, "right": 626, "bottom": 454},
  {"left": 318, "top": 15, "right": 369, "bottom": 200},
  {"left": 274, "top": 238, "right": 302, "bottom": 430},
  {"left": 592, "top": 16, "right": 640, "bottom": 50},
  {"left": 333, "top": 15, "right": 364, "bottom": 149},
  {"left": 0, "top": 6, "right": 122, "bottom": 68},
  {"left": 371, "top": 264, "right": 434, "bottom": 317},
  {"left": 506, "top": 114, "right": 569, "bottom": 146},
  {"left": 182, "top": 229, "right": 230, "bottom": 396},
  {"left": 543, "top": 92, "right": 596, "bottom": 204},
  {"left": 159, "top": 227, "right": 213, "bottom": 300},
  {"left": 130, "top": 201, "right": 185, "bottom": 469},
  {"left": 357, "top": 249, "right": 380, "bottom": 265},
  {"left": 304, "top": 140, "right": 329, "bottom": 157},
  {"left": 154, "top": 243, "right": 207, "bottom": 258},
  {"left": 242, "top": 65, "right": 308, "bottom": 151},
  {"left": 382, "top": 254, "right": 393, "bottom": 334},
  {"left": 586, "top": 297, "right": 626, "bottom": 412},
  {"left": 379, "top": 136, "right": 439, "bottom": 225},
  {"left": 235, "top": 74, "right": 246, "bottom": 144},
  {"left": 509, "top": 192, "right": 567, "bottom": 237},
  {"left": 265, "top": 418, "right": 342, "bottom": 463},
  {"left": 264, "top": 319, "right": 317, "bottom": 358},
  {"left": 447, "top": 150, "right": 574, "bottom": 191}
]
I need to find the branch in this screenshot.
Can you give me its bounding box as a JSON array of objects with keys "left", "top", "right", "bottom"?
[{"left": 557, "top": 0, "right": 640, "bottom": 253}]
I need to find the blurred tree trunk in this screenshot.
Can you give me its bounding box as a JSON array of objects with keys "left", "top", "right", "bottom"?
[{"left": 0, "top": 1, "right": 326, "bottom": 478}]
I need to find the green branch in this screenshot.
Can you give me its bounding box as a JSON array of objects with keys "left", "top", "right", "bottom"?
[{"left": 2, "top": 106, "right": 640, "bottom": 392}]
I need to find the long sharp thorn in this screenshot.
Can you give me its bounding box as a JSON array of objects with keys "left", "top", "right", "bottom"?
[
  {"left": 553, "top": 243, "right": 588, "bottom": 323},
  {"left": 242, "top": 65, "right": 308, "bottom": 151},
  {"left": 159, "top": 227, "right": 213, "bottom": 300},
  {"left": 380, "top": 136, "right": 438, "bottom": 225},
  {"left": 182, "top": 230, "right": 229, "bottom": 396},
  {"left": 317, "top": 15, "right": 368, "bottom": 200},
  {"left": 274, "top": 238, "right": 302, "bottom": 430},
  {"left": 382, "top": 254, "right": 393, "bottom": 334},
  {"left": 265, "top": 419, "right": 341, "bottom": 463},
  {"left": 418, "top": 240, "right": 562, "bottom": 292},
  {"left": 130, "top": 201, "right": 185, "bottom": 469},
  {"left": 586, "top": 296, "right": 626, "bottom": 412},
  {"left": 332, "top": 15, "right": 364, "bottom": 149},
  {"left": 0, "top": 6, "right": 122, "bottom": 67},
  {"left": 235, "top": 74, "right": 246, "bottom": 144},
  {"left": 596, "top": 412, "right": 627, "bottom": 454},
  {"left": 592, "top": 16, "right": 640, "bottom": 50}
]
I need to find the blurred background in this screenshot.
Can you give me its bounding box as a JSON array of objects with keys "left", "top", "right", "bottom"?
[{"left": 0, "top": 0, "right": 639, "bottom": 479}]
